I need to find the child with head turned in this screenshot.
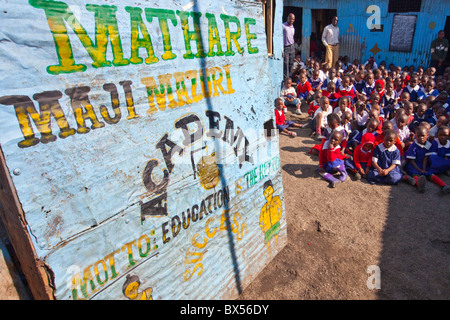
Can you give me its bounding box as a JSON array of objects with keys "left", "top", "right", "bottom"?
[
  {"left": 307, "top": 91, "right": 322, "bottom": 117},
  {"left": 429, "top": 126, "right": 450, "bottom": 176},
  {"left": 318, "top": 131, "right": 348, "bottom": 188},
  {"left": 367, "top": 129, "right": 403, "bottom": 185},
  {"left": 403, "top": 125, "right": 450, "bottom": 194},
  {"left": 428, "top": 115, "right": 449, "bottom": 140},
  {"left": 345, "top": 132, "right": 375, "bottom": 180},
  {"left": 368, "top": 103, "right": 384, "bottom": 135},
  {"left": 274, "top": 97, "right": 303, "bottom": 137}
]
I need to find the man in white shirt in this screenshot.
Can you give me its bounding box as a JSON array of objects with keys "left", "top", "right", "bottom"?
[{"left": 321, "top": 16, "right": 340, "bottom": 69}]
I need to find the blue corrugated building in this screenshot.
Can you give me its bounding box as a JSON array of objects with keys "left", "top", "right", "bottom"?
[{"left": 282, "top": 0, "right": 450, "bottom": 69}]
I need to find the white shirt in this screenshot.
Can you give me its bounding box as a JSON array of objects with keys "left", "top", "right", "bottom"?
[
  {"left": 313, "top": 106, "right": 333, "bottom": 126},
  {"left": 280, "top": 86, "right": 297, "bottom": 98},
  {"left": 322, "top": 24, "right": 339, "bottom": 46}
]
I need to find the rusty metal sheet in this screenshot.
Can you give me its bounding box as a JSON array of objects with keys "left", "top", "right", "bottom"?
[{"left": 0, "top": 0, "right": 287, "bottom": 299}]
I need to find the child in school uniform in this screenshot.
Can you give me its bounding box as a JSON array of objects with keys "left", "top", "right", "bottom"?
[
  {"left": 380, "top": 81, "right": 400, "bottom": 120},
  {"left": 421, "top": 80, "right": 439, "bottom": 99},
  {"left": 367, "top": 129, "right": 403, "bottom": 185},
  {"left": 359, "top": 72, "right": 376, "bottom": 99},
  {"left": 321, "top": 82, "right": 341, "bottom": 109},
  {"left": 374, "top": 120, "right": 405, "bottom": 157},
  {"left": 296, "top": 73, "right": 314, "bottom": 113},
  {"left": 309, "top": 69, "right": 323, "bottom": 92},
  {"left": 337, "top": 75, "right": 357, "bottom": 103},
  {"left": 353, "top": 71, "right": 366, "bottom": 94},
  {"left": 403, "top": 125, "right": 450, "bottom": 194},
  {"left": 274, "top": 97, "right": 303, "bottom": 137},
  {"left": 310, "top": 113, "right": 347, "bottom": 156},
  {"left": 345, "top": 132, "right": 375, "bottom": 180},
  {"left": 429, "top": 126, "right": 450, "bottom": 175},
  {"left": 322, "top": 67, "right": 341, "bottom": 90},
  {"left": 318, "top": 131, "right": 348, "bottom": 188},
  {"left": 402, "top": 75, "right": 425, "bottom": 102},
  {"left": 307, "top": 91, "right": 322, "bottom": 117}
]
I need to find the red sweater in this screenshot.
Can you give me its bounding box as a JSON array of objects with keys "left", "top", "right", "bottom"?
[
  {"left": 275, "top": 108, "right": 285, "bottom": 125},
  {"left": 297, "top": 81, "right": 312, "bottom": 95},
  {"left": 353, "top": 133, "right": 375, "bottom": 169}
]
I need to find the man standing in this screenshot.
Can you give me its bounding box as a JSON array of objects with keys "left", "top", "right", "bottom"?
[
  {"left": 283, "top": 13, "right": 296, "bottom": 80},
  {"left": 322, "top": 16, "right": 340, "bottom": 69},
  {"left": 430, "top": 30, "right": 449, "bottom": 76}
]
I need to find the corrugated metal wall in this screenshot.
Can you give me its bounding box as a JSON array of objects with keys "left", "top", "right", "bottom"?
[{"left": 284, "top": 0, "right": 450, "bottom": 68}]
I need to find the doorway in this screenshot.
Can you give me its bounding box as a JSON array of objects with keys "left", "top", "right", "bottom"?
[{"left": 311, "top": 9, "right": 337, "bottom": 62}]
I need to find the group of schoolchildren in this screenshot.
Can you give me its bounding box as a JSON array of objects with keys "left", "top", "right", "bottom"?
[{"left": 274, "top": 55, "right": 450, "bottom": 194}]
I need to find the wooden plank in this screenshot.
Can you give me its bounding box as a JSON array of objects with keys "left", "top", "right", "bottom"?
[{"left": 0, "top": 148, "right": 54, "bottom": 300}]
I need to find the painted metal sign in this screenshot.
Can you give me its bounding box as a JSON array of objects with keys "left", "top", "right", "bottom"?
[{"left": 0, "top": 0, "right": 286, "bottom": 299}]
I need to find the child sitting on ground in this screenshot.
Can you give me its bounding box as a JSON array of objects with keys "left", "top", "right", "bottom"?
[
  {"left": 280, "top": 77, "right": 302, "bottom": 113},
  {"left": 353, "top": 100, "right": 369, "bottom": 132},
  {"left": 310, "top": 113, "right": 347, "bottom": 156},
  {"left": 374, "top": 120, "right": 405, "bottom": 157},
  {"left": 321, "top": 82, "right": 341, "bottom": 109},
  {"left": 403, "top": 125, "right": 450, "bottom": 194},
  {"left": 367, "top": 129, "right": 403, "bottom": 185},
  {"left": 337, "top": 75, "right": 357, "bottom": 103},
  {"left": 380, "top": 81, "right": 399, "bottom": 120},
  {"left": 429, "top": 126, "right": 450, "bottom": 176},
  {"left": 318, "top": 131, "right": 348, "bottom": 188},
  {"left": 311, "top": 96, "right": 333, "bottom": 139},
  {"left": 308, "top": 91, "right": 322, "bottom": 117},
  {"left": 394, "top": 114, "right": 414, "bottom": 152},
  {"left": 274, "top": 97, "right": 303, "bottom": 137},
  {"left": 296, "top": 73, "right": 314, "bottom": 114},
  {"left": 345, "top": 132, "right": 375, "bottom": 180}
]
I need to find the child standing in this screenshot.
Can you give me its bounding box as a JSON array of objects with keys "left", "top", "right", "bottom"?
[
  {"left": 318, "top": 131, "right": 348, "bottom": 188},
  {"left": 274, "top": 98, "right": 303, "bottom": 137},
  {"left": 367, "top": 129, "right": 403, "bottom": 185}
]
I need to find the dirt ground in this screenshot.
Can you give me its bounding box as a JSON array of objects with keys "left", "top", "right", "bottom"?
[
  {"left": 1, "top": 102, "right": 449, "bottom": 301},
  {"left": 239, "top": 102, "right": 450, "bottom": 300}
]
